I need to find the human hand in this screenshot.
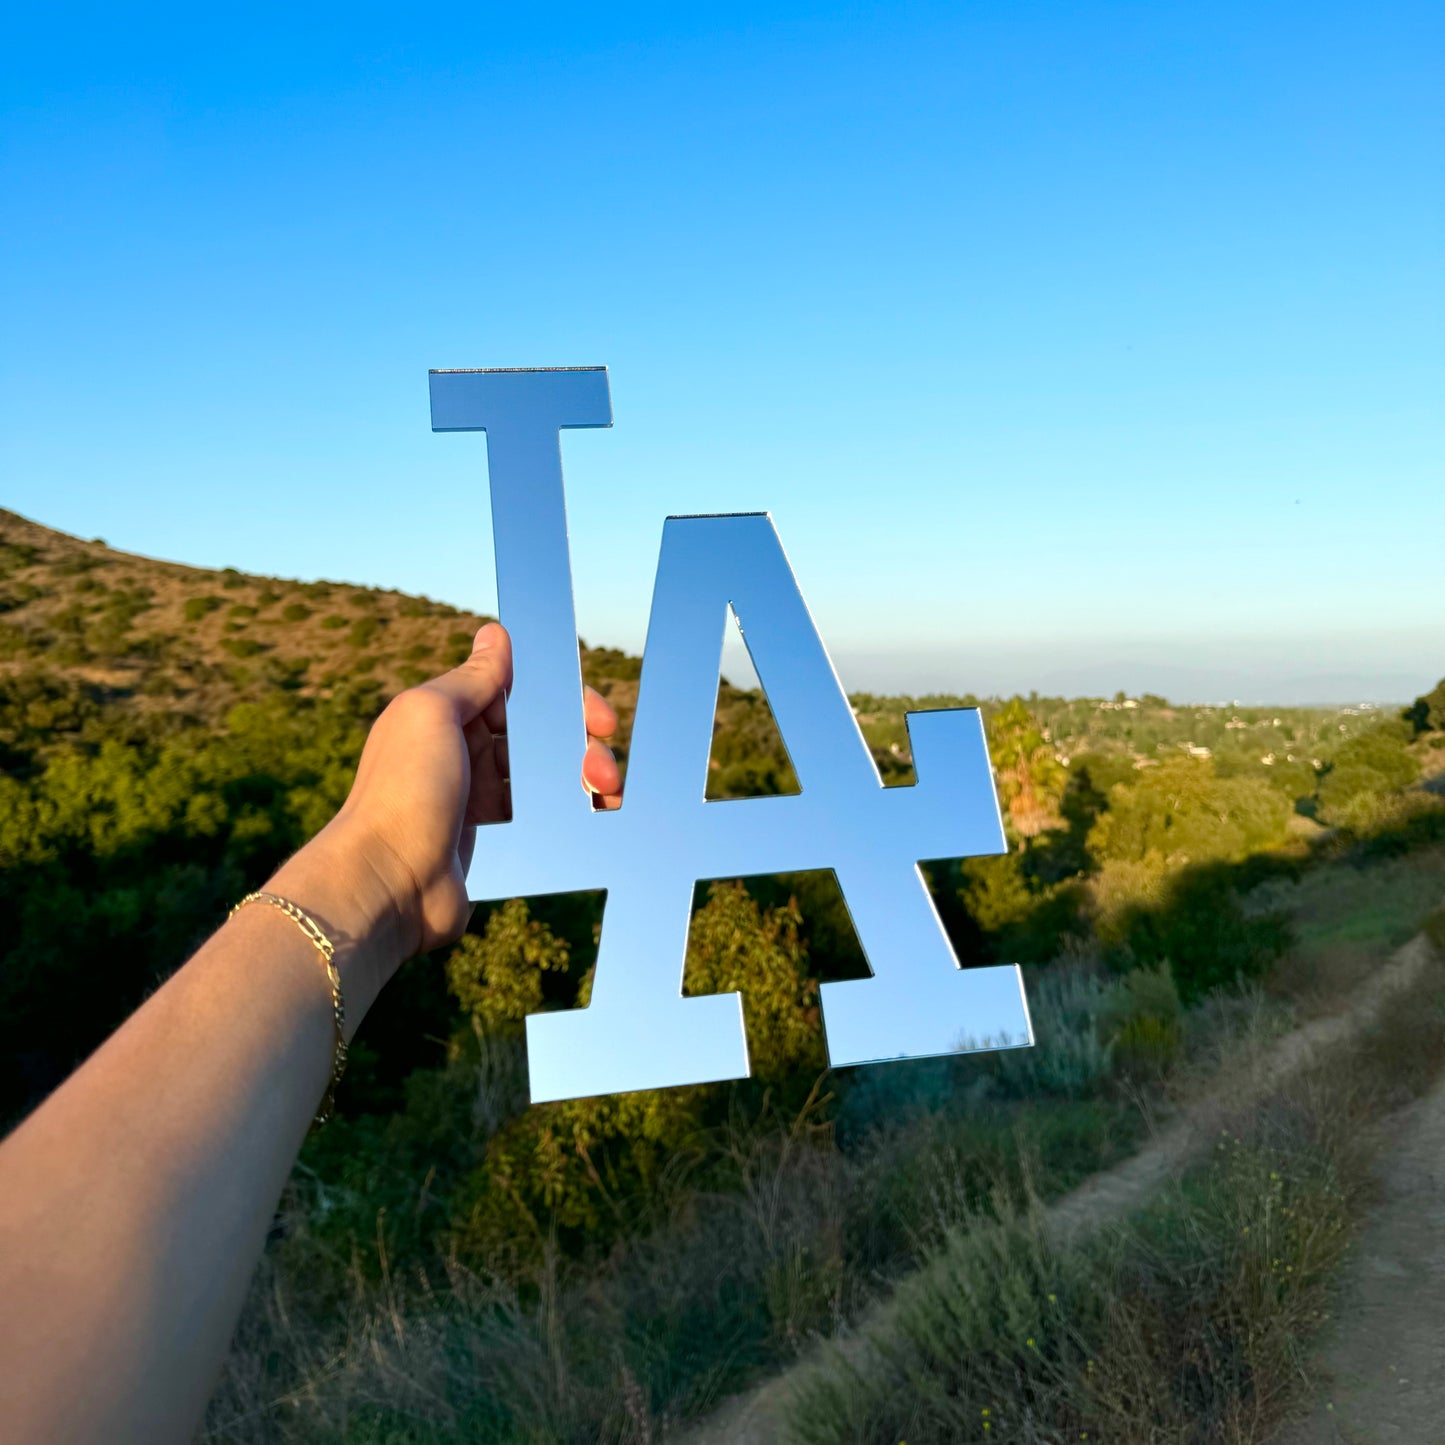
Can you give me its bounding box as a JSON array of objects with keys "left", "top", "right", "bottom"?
[{"left": 274, "top": 623, "right": 621, "bottom": 1005}]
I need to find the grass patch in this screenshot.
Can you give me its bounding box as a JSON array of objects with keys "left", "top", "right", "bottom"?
[
  {"left": 782, "top": 944, "right": 1445, "bottom": 1445},
  {"left": 1256, "top": 845, "right": 1445, "bottom": 1013}
]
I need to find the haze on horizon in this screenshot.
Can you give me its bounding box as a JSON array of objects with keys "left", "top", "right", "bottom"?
[{"left": 2, "top": 2, "right": 1440, "bottom": 707}]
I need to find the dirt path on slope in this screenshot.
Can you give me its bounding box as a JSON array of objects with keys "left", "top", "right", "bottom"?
[
  {"left": 1274, "top": 1069, "right": 1445, "bottom": 1445},
  {"left": 677, "top": 935, "right": 1440, "bottom": 1445}
]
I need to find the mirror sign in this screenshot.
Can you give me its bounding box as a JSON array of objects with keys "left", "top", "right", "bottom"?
[{"left": 430, "top": 366, "right": 1033, "bottom": 1104}]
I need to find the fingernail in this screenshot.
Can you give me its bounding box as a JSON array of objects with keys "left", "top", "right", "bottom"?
[{"left": 474, "top": 626, "right": 493, "bottom": 650}]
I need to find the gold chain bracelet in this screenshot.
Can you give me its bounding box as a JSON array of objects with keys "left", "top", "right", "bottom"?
[{"left": 229, "top": 891, "right": 348, "bottom": 1128}]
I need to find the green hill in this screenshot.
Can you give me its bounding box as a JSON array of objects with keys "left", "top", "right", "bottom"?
[
  {"left": 0, "top": 505, "right": 492, "bottom": 721},
  {"left": 4, "top": 507, "right": 1445, "bottom": 1445}
]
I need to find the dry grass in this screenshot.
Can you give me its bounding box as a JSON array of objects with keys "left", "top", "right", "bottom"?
[
  {"left": 1251, "top": 844, "right": 1445, "bottom": 1019},
  {"left": 197, "top": 922, "right": 1445, "bottom": 1445},
  {"left": 781, "top": 941, "right": 1445, "bottom": 1445}
]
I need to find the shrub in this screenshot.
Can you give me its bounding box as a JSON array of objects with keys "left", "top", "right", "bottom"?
[
  {"left": 1315, "top": 724, "right": 1421, "bottom": 829},
  {"left": 183, "top": 596, "right": 221, "bottom": 623},
  {"left": 221, "top": 637, "right": 264, "bottom": 658},
  {"left": 0, "top": 582, "right": 43, "bottom": 613},
  {"left": 220, "top": 568, "right": 246, "bottom": 590},
  {"left": 446, "top": 630, "right": 476, "bottom": 664},
  {"left": 348, "top": 616, "right": 382, "bottom": 649},
  {"left": 1403, "top": 677, "right": 1445, "bottom": 735},
  {"left": 280, "top": 602, "right": 311, "bottom": 623},
  {"left": 320, "top": 614, "right": 348, "bottom": 630},
  {"left": 255, "top": 590, "right": 282, "bottom": 607},
  {"left": 1098, "top": 962, "right": 1181, "bottom": 1036},
  {"left": 260, "top": 656, "right": 310, "bottom": 691},
  {"left": 787, "top": 1101, "right": 1369, "bottom": 1445},
  {"left": 0, "top": 623, "right": 34, "bottom": 659},
  {"left": 447, "top": 899, "right": 571, "bottom": 1033},
  {"left": 993, "top": 963, "right": 1115, "bottom": 1099},
  {"left": 226, "top": 603, "right": 257, "bottom": 621},
  {"left": 1111, "top": 867, "right": 1293, "bottom": 1004},
  {"left": 0, "top": 542, "right": 40, "bottom": 576},
  {"left": 1089, "top": 759, "right": 1292, "bottom": 867},
  {"left": 683, "top": 881, "right": 824, "bottom": 1081},
  {"left": 1111, "top": 1013, "right": 1181, "bottom": 1077}
]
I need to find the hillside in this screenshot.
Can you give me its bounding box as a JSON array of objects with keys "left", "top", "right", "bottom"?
[
  {"left": 4, "top": 507, "right": 1445, "bottom": 1444},
  {"left": 0, "top": 507, "right": 1403, "bottom": 793},
  {"left": 0, "top": 506, "right": 494, "bottom": 722},
  {"left": 0, "top": 508, "right": 820, "bottom": 785}
]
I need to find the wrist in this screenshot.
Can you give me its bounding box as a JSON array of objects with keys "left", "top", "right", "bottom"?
[{"left": 263, "top": 820, "right": 415, "bottom": 1033}]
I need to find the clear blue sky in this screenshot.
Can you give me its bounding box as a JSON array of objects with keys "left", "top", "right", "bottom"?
[{"left": 2, "top": 2, "right": 1441, "bottom": 702}]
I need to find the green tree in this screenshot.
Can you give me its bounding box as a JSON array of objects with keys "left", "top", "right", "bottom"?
[
  {"left": 444, "top": 886, "right": 825, "bottom": 1271},
  {"left": 987, "top": 698, "right": 1066, "bottom": 838},
  {"left": 1088, "top": 759, "right": 1291, "bottom": 867},
  {"left": 1403, "top": 677, "right": 1445, "bottom": 735},
  {"left": 683, "top": 881, "right": 823, "bottom": 1079},
  {"left": 1315, "top": 720, "right": 1421, "bottom": 828},
  {"left": 445, "top": 898, "right": 571, "bottom": 1034}
]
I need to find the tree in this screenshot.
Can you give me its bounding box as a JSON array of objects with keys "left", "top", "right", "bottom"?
[
  {"left": 1087, "top": 758, "right": 1291, "bottom": 867},
  {"left": 1315, "top": 721, "right": 1421, "bottom": 829},
  {"left": 446, "top": 898, "right": 572, "bottom": 1034},
  {"left": 987, "top": 698, "right": 1066, "bottom": 838},
  {"left": 683, "top": 881, "right": 823, "bottom": 1080},
  {"left": 1403, "top": 677, "right": 1445, "bottom": 735},
  {"left": 445, "top": 885, "right": 826, "bottom": 1271}
]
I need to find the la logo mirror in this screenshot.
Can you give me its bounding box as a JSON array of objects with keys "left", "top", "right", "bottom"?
[{"left": 431, "top": 366, "right": 1033, "bottom": 1103}]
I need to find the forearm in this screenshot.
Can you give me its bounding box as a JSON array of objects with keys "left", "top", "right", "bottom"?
[{"left": 0, "top": 830, "right": 406, "bottom": 1444}]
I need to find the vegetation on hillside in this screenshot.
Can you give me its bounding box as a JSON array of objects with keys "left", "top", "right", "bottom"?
[{"left": 2, "top": 507, "right": 1444, "bottom": 1442}]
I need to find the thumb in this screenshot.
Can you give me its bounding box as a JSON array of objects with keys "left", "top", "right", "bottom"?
[{"left": 424, "top": 622, "right": 513, "bottom": 726}]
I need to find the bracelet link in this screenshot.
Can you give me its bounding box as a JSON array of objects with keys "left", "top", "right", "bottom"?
[{"left": 229, "top": 891, "right": 347, "bottom": 1127}]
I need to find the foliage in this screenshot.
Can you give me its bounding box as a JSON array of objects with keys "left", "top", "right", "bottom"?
[
  {"left": 683, "top": 882, "right": 824, "bottom": 1080},
  {"left": 0, "top": 690, "right": 370, "bottom": 1122},
  {"left": 991, "top": 963, "right": 1115, "bottom": 1100},
  {"left": 706, "top": 682, "right": 799, "bottom": 798},
  {"left": 788, "top": 954, "right": 1445, "bottom": 1445},
  {"left": 445, "top": 899, "right": 572, "bottom": 1034},
  {"left": 1103, "top": 864, "right": 1294, "bottom": 1003},
  {"left": 1315, "top": 720, "right": 1421, "bottom": 829},
  {"left": 987, "top": 697, "right": 1067, "bottom": 838},
  {"left": 442, "top": 886, "right": 826, "bottom": 1271},
  {"left": 1403, "top": 675, "right": 1445, "bottom": 734},
  {"left": 1089, "top": 758, "right": 1292, "bottom": 866},
  {"left": 2, "top": 510, "right": 1441, "bottom": 1442},
  {"left": 1099, "top": 964, "right": 1183, "bottom": 1076}
]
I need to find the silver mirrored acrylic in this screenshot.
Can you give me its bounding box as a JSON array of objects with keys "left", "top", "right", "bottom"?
[{"left": 430, "top": 366, "right": 1033, "bottom": 1103}]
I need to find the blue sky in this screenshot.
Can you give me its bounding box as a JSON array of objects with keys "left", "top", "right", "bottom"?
[{"left": 2, "top": 1, "right": 1441, "bottom": 702}]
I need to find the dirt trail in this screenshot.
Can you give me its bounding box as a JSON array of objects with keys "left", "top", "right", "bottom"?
[
  {"left": 677, "top": 935, "right": 1438, "bottom": 1445},
  {"left": 1274, "top": 1069, "right": 1445, "bottom": 1444}
]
